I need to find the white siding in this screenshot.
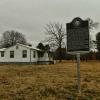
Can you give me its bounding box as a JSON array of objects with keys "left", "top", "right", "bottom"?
[
  {"left": 0, "top": 44, "right": 53, "bottom": 63},
  {"left": 0, "top": 44, "right": 38, "bottom": 62},
  {"left": 30, "top": 50, "right": 38, "bottom": 62},
  {"left": 38, "top": 52, "right": 50, "bottom": 61}
]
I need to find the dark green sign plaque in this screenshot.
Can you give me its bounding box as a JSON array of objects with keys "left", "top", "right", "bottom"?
[{"left": 66, "top": 17, "right": 89, "bottom": 52}]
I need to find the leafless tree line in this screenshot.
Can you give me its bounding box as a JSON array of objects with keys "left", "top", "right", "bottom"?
[{"left": 0, "top": 30, "right": 27, "bottom": 48}]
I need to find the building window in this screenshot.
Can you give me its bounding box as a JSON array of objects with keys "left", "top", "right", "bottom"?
[
  {"left": 1, "top": 51, "right": 4, "bottom": 57},
  {"left": 10, "top": 51, "right": 14, "bottom": 58},
  {"left": 16, "top": 46, "right": 19, "bottom": 49},
  {"left": 22, "top": 50, "right": 27, "bottom": 58},
  {"left": 33, "top": 51, "right": 36, "bottom": 58}
]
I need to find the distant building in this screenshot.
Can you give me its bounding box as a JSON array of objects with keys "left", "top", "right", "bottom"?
[{"left": 0, "top": 43, "right": 53, "bottom": 64}]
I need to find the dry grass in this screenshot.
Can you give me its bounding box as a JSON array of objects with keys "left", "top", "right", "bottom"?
[{"left": 0, "top": 61, "right": 100, "bottom": 100}]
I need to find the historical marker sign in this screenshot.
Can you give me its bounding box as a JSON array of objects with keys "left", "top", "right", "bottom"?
[{"left": 66, "top": 17, "right": 89, "bottom": 52}]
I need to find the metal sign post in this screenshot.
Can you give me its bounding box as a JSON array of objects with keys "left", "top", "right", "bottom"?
[
  {"left": 76, "top": 53, "right": 81, "bottom": 93},
  {"left": 66, "top": 17, "right": 89, "bottom": 94}
]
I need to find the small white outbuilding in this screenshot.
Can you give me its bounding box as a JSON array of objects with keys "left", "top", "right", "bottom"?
[{"left": 0, "top": 43, "right": 53, "bottom": 64}]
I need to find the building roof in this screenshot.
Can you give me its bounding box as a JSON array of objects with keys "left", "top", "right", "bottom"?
[
  {"left": 0, "top": 48, "right": 6, "bottom": 51},
  {"left": 0, "top": 43, "right": 42, "bottom": 51},
  {"left": 17, "top": 43, "right": 41, "bottom": 51}
]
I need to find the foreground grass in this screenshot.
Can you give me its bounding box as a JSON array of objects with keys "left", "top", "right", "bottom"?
[{"left": 0, "top": 61, "right": 100, "bottom": 100}]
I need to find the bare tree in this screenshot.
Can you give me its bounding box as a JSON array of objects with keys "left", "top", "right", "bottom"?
[
  {"left": 44, "top": 22, "right": 65, "bottom": 61},
  {"left": 87, "top": 18, "right": 99, "bottom": 29},
  {"left": 0, "top": 30, "right": 27, "bottom": 48},
  {"left": 86, "top": 18, "right": 99, "bottom": 51},
  {"left": 44, "top": 22, "right": 65, "bottom": 50}
]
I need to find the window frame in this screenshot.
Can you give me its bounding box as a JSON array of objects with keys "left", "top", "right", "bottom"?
[
  {"left": 16, "top": 46, "right": 19, "bottom": 49},
  {"left": 33, "top": 51, "right": 36, "bottom": 58},
  {"left": 22, "top": 50, "right": 27, "bottom": 58},
  {"left": 10, "top": 51, "right": 14, "bottom": 58},
  {"left": 1, "top": 51, "right": 4, "bottom": 57}
]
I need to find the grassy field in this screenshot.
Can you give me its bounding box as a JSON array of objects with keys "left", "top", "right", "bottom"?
[{"left": 0, "top": 61, "right": 100, "bottom": 100}]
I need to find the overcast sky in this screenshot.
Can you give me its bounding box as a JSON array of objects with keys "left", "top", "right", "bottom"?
[{"left": 0, "top": 0, "right": 99, "bottom": 46}]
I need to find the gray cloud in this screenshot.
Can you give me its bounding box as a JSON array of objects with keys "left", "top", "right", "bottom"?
[{"left": 0, "top": 0, "right": 99, "bottom": 46}]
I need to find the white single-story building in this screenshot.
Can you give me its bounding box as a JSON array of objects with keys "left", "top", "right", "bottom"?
[{"left": 0, "top": 43, "right": 53, "bottom": 64}]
